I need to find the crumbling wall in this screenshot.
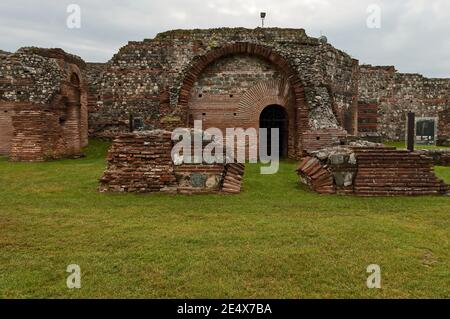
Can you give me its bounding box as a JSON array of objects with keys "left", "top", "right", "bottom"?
[
  {"left": 99, "top": 130, "right": 245, "bottom": 194},
  {"left": 359, "top": 65, "right": 450, "bottom": 141},
  {"left": 297, "top": 143, "right": 450, "bottom": 196},
  {"left": 0, "top": 48, "right": 88, "bottom": 161}
]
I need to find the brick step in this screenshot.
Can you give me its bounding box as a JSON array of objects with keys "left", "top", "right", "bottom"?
[
  {"left": 356, "top": 175, "right": 435, "bottom": 179},
  {"left": 354, "top": 183, "right": 442, "bottom": 188},
  {"left": 357, "top": 165, "right": 433, "bottom": 169},
  {"left": 355, "top": 179, "right": 442, "bottom": 183},
  {"left": 355, "top": 175, "right": 438, "bottom": 179},
  {"left": 355, "top": 178, "right": 441, "bottom": 182},
  {"left": 357, "top": 169, "right": 433, "bottom": 172},
  {"left": 356, "top": 153, "right": 427, "bottom": 157},
  {"left": 357, "top": 157, "right": 431, "bottom": 161},
  {"left": 356, "top": 156, "right": 430, "bottom": 160},
  {"left": 356, "top": 171, "right": 435, "bottom": 175},
  {"left": 355, "top": 191, "right": 440, "bottom": 196},
  {"left": 354, "top": 186, "right": 441, "bottom": 191},
  {"left": 357, "top": 160, "right": 431, "bottom": 164},
  {"left": 357, "top": 157, "right": 432, "bottom": 161},
  {"left": 355, "top": 181, "right": 441, "bottom": 186}
]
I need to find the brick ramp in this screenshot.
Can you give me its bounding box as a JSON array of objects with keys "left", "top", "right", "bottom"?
[
  {"left": 296, "top": 157, "right": 335, "bottom": 194},
  {"left": 222, "top": 163, "right": 245, "bottom": 194},
  {"left": 353, "top": 147, "right": 449, "bottom": 196}
]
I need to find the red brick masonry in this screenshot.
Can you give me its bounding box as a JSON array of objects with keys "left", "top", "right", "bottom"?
[
  {"left": 99, "top": 131, "right": 245, "bottom": 194},
  {"left": 297, "top": 146, "right": 450, "bottom": 196}
]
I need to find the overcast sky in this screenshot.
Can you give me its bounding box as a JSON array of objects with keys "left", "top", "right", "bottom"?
[{"left": 1, "top": 0, "right": 449, "bottom": 77}]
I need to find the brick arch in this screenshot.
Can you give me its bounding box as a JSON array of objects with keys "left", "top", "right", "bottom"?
[
  {"left": 236, "top": 77, "right": 299, "bottom": 158},
  {"left": 178, "top": 43, "right": 309, "bottom": 128},
  {"left": 48, "top": 64, "right": 88, "bottom": 154},
  {"left": 236, "top": 77, "right": 293, "bottom": 121}
]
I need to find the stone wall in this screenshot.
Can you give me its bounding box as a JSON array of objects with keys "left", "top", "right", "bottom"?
[
  {"left": 92, "top": 28, "right": 359, "bottom": 156},
  {"left": 85, "top": 62, "right": 108, "bottom": 137},
  {"left": 0, "top": 48, "right": 88, "bottom": 161},
  {"left": 438, "top": 108, "right": 450, "bottom": 146},
  {"left": 359, "top": 65, "right": 450, "bottom": 141},
  {"left": 99, "top": 130, "right": 245, "bottom": 194}
]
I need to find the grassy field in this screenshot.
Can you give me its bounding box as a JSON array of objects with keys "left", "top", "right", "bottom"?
[
  {"left": 384, "top": 141, "right": 450, "bottom": 150},
  {"left": 0, "top": 140, "right": 449, "bottom": 298}
]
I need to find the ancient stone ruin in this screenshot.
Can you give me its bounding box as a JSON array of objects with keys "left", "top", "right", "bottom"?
[
  {"left": 1, "top": 27, "right": 450, "bottom": 195},
  {"left": 0, "top": 48, "right": 88, "bottom": 161}
]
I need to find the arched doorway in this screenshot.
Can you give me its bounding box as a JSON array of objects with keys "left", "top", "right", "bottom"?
[
  {"left": 259, "top": 105, "right": 288, "bottom": 157},
  {"left": 178, "top": 43, "right": 309, "bottom": 159}
]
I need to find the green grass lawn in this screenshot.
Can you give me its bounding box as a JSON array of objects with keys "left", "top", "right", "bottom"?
[
  {"left": 0, "top": 140, "right": 449, "bottom": 298},
  {"left": 384, "top": 140, "right": 450, "bottom": 150}
]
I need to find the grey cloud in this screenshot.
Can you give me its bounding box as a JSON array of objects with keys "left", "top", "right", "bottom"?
[{"left": 0, "top": 0, "right": 449, "bottom": 77}]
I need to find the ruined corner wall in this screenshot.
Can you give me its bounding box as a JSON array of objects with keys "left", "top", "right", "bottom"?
[
  {"left": 0, "top": 48, "right": 88, "bottom": 161},
  {"left": 93, "top": 28, "right": 359, "bottom": 142},
  {"left": 359, "top": 65, "right": 450, "bottom": 141}
]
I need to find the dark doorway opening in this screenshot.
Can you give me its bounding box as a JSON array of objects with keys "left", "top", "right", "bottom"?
[{"left": 259, "top": 105, "right": 288, "bottom": 157}]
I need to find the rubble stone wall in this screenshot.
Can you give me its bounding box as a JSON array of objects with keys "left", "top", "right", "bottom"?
[
  {"left": 359, "top": 65, "right": 450, "bottom": 141},
  {"left": 85, "top": 62, "right": 108, "bottom": 137}
]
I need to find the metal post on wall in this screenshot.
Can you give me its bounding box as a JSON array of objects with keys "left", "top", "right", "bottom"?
[
  {"left": 407, "top": 112, "right": 415, "bottom": 152},
  {"left": 260, "top": 12, "right": 266, "bottom": 28},
  {"left": 129, "top": 113, "right": 134, "bottom": 132}
]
